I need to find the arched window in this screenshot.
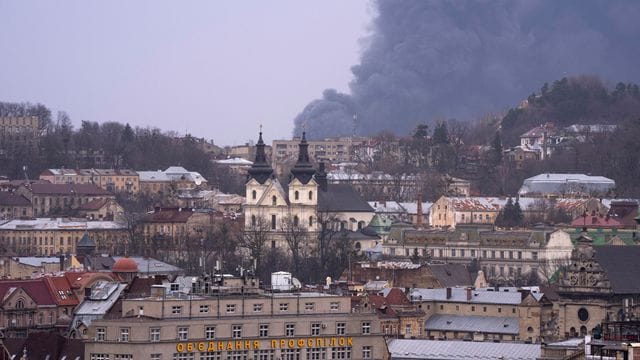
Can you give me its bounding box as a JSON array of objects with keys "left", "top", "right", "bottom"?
[
  {"left": 309, "top": 216, "right": 313, "bottom": 227},
  {"left": 308, "top": 191, "right": 313, "bottom": 200},
  {"left": 293, "top": 216, "right": 299, "bottom": 226},
  {"left": 580, "top": 326, "right": 587, "bottom": 336},
  {"left": 294, "top": 191, "right": 299, "bottom": 200},
  {"left": 252, "top": 190, "right": 257, "bottom": 200},
  {"left": 251, "top": 215, "right": 256, "bottom": 226},
  {"left": 16, "top": 299, "right": 24, "bottom": 309},
  {"left": 358, "top": 221, "right": 365, "bottom": 230},
  {"left": 272, "top": 196, "right": 277, "bottom": 206}
]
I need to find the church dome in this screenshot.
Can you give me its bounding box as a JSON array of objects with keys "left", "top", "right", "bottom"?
[{"left": 112, "top": 257, "right": 138, "bottom": 273}]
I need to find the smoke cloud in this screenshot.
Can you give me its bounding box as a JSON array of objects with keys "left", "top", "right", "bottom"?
[{"left": 294, "top": 0, "right": 640, "bottom": 139}]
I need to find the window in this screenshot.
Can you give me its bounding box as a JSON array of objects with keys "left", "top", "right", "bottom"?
[
  {"left": 226, "top": 304, "right": 236, "bottom": 313},
  {"left": 199, "top": 305, "right": 209, "bottom": 313},
  {"left": 177, "top": 326, "right": 189, "bottom": 341},
  {"left": 96, "top": 327, "right": 106, "bottom": 341},
  {"left": 293, "top": 216, "right": 299, "bottom": 226},
  {"left": 336, "top": 322, "right": 346, "bottom": 335},
  {"left": 251, "top": 215, "right": 256, "bottom": 226},
  {"left": 285, "top": 323, "right": 295, "bottom": 336},
  {"left": 172, "top": 306, "right": 182, "bottom": 314},
  {"left": 330, "top": 302, "right": 340, "bottom": 310},
  {"left": 150, "top": 327, "right": 160, "bottom": 342},
  {"left": 119, "top": 328, "right": 130, "bottom": 342},
  {"left": 532, "top": 252, "right": 538, "bottom": 260},
  {"left": 308, "top": 216, "right": 313, "bottom": 227},
  {"left": 271, "top": 215, "right": 276, "bottom": 230},
  {"left": 115, "top": 355, "right": 133, "bottom": 360},
  {"left": 259, "top": 324, "right": 269, "bottom": 337},
  {"left": 311, "top": 323, "right": 321, "bottom": 336},
  {"left": 253, "top": 350, "right": 274, "bottom": 360},
  {"left": 471, "top": 306, "right": 475, "bottom": 312},
  {"left": 361, "top": 321, "right": 371, "bottom": 335},
  {"left": 509, "top": 251, "right": 513, "bottom": 259},
  {"left": 308, "top": 191, "right": 313, "bottom": 200},
  {"left": 253, "top": 303, "right": 263, "bottom": 312},
  {"left": 172, "top": 354, "right": 194, "bottom": 360},
  {"left": 294, "top": 191, "right": 299, "bottom": 200},
  {"left": 278, "top": 349, "right": 299, "bottom": 360},
  {"left": 272, "top": 196, "right": 277, "bottom": 205},
  {"left": 498, "top": 307, "right": 502, "bottom": 313},
  {"left": 205, "top": 326, "right": 216, "bottom": 340},
  {"left": 451, "top": 249, "right": 456, "bottom": 257},
  {"left": 90, "top": 355, "right": 110, "bottom": 360},
  {"left": 500, "top": 251, "right": 505, "bottom": 259},
  {"left": 482, "top": 250, "right": 487, "bottom": 258},
  {"left": 279, "top": 303, "right": 289, "bottom": 311},
  {"left": 307, "top": 348, "right": 326, "bottom": 360},
  {"left": 232, "top": 325, "right": 242, "bottom": 339},
  {"left": 362, "top": 346, "right": 372, "bottom": 359},
  {"left": 460, "top": 249, "right": 465, "bottom": 257},
  {"left": 331, "top": 347, "right": 351, "bottom": 359},
  {"left": 252, "top": 190, "right": 257, "bottom": 200},
  {"left": 517, "top": 251, "right": 522, "bottom": 260},
  {"left": 304, "top": 302, "right": 315, "bottom": 311},
  {"left": 471, "top": 249, "right": 476, "bottom": 257}
]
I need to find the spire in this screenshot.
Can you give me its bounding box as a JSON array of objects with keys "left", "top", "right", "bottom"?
[
  {"left": 247, "top": 128, "right": 273, "bottom": 184},
  {"left": 290, "top": 131, "right": 316, "bottom": 184}
]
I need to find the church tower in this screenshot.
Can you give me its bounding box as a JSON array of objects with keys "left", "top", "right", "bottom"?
[{"left": 288, "top": 132, "right": 318, "bottom": 208}]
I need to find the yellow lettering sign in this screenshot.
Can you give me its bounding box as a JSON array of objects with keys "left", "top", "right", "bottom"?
[{"left": 176, "top": 343, "right": 184, "bottom": 352}]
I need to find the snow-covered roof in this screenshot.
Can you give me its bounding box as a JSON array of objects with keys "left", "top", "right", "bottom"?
[
  {"left": 0, "top": 218, "right": 125, "bottom": 231},
  {"left": 215, "top": 158, "right": 253, "bottom": 166},
  {"left": 519, "top": 173, "right": 615, "bottom": 196}
]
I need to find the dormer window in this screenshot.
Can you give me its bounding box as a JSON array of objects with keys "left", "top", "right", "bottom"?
[
  {"left": 252, "top": 190, "right": 257, "bottom": 200},
  {"left": 294, "top": 191, "right": 299, "bottom": 200}
]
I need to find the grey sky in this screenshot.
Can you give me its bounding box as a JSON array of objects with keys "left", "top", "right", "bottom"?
[{"left": 0, "top": 1, "right": 370, "bottom": 146}]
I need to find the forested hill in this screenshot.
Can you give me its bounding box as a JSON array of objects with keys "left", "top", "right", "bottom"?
[{"left": 499, "top": 76, "right": 640, "bottom": 147}]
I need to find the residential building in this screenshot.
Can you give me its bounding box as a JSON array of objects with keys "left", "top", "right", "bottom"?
[
  {"left": 39, "top": 168, "right": 140, "bottom": 194},
  {"left": 384, "top": 226, "right": 574, "bottom": 284},
  {"left": 15, "top": 182, "right": 115, "bottom": 217},
  {"left": 0, "top": 192, "right": 32, "bottom": 219},
  {"left": 409, "top": 287, "right": 554, "bottom": 343},
  {"left": 356, "top": 288, "right": 426, "bottom": 339},
  {"left": 138, "top": 166, "right": 208, "bottom": 195},
  {"left": 138, "top": 207, "right": 213, "bottom": 258},
  {"left": 342, "top": 262, "right": 472, "bottom": 289},
  {"left": 0, "top": 276, "right": 80, "bottom": 337},
  {"left": 0, "top": 218, "right": 128, "bottom": 256},
  {"left": 272, "top": 136, "right": 370, "bottom": 164},
  {"left": 0, "top": 116, "right": 40, "bottom": 157},
  {"left": 77, "top": 197, "right": 124, "bottom": 221},
  {"left": 215, "top": 157, "right": 254, "bottom": 174}
]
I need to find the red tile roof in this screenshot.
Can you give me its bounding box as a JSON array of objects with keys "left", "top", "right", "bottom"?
[
  {"left": 44, "top": 276, "right": 80, "bottom": 306},
  {"left": 384, "top": 288, "right": 412, "bottom": 306},
  {"left": 0, "top": 278, "right": 56, "bottom": 306}
]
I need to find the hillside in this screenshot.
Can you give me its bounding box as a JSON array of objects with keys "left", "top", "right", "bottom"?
[{"left": 500, "top": 76, "right": 640, "bottom": 147}]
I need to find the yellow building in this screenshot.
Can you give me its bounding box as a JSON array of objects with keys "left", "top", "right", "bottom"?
[
  {"left": 0, "top": 218, "right": 128, "bottom": 256},
  {"left": 39, "top": 168, "right": 140, "bottom": 194},
  {"left": 84, "top": 285, "right": 388, "bottom": 360}
]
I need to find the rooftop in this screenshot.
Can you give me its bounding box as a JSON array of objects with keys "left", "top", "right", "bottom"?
[
  {"left": 425, "top": 314, "right": 519, "bottom": 335},
  {"left": 387, "top": 339, "right": 541, "bottom": 360},
  {"left": 0, "top": 218, "right": 125, "bottom": 230},
  {"left": 410, "top": 287, "right": 523, "bottom": 305}
]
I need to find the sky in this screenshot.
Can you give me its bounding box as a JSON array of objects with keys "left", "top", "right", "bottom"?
[{"left": 0, "top": 1, "right": 370, "bottom": 146}]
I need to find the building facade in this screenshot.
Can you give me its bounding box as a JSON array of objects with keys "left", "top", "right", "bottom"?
[
  {"left": 39, "top": 168, "right": 140, "bottom": 194},
  {"left": 15, "top": 183, "right": 115, "bottom": 217},
  {"left": 85, "top": 287, "right": 388, "bottom": 360}
]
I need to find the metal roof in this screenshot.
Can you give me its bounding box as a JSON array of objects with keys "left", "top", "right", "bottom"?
[
  {"left": 112, "top": 256, "right": 184, "bottom": 276},
  {"left": 519, "top": 173, "right": 615, "bottom": 195},
  {"left": 15, "top": 256, "right": 62, "bottom": 267},
  {"left": 410, "top": 287, "right": 523, "bottom": 305},
  {"left": 387, "top": 339, "right": 541, "bottom": 360},
  {"left": 425, "top": 314, "right": 519, "bottom": 335}
]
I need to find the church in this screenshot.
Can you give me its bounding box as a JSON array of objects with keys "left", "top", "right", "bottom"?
[{"left": 244, "top": 131, "right": 374, "bottom": 248}]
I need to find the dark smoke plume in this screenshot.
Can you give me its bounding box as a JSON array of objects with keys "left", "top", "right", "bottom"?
[{"left": 294, "top": 0, "right": 640, "bottom": 139}]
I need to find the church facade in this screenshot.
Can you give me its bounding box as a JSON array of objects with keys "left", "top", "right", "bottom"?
[{"left": 244, "top": 131, "right": 374, "bottom": 248}]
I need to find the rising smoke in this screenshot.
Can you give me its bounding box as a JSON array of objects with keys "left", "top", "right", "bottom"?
[{"left": 294, "top": 0, "right": 640, "bottom": 139}]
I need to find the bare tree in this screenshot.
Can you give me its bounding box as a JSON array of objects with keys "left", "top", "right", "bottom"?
[
  {"left": 280, "top": 215, "right": 309, "bottom": 277},
  {"left": 241, "top": 216, "right": 272, "bottom": 280}
]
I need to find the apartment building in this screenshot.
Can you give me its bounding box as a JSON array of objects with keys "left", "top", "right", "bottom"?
[{"left": 40, "top": 168, "right": 140, "bottom": 194}]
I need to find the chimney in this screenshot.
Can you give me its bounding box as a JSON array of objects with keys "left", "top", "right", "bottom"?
[
  {"left": 466, "top": 287, "right": 472, "bottom": 301},
  {"left": 446, "top": 287, "right": 452, "bottom": 299},
  {"left": 416, "top": 193, "right": 423, "bottom": 227},
  {"left": 59, "top": 254, "right": 65, "bottom": 272}
]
